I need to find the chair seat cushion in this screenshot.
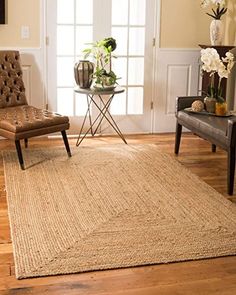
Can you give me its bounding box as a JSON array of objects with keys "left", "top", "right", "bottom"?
[
  {"left": 177, "top": 110, "right": 228, "bottom": 146},
  {"left": 0, "top": 105, "right": 69, "bottom": 133}
]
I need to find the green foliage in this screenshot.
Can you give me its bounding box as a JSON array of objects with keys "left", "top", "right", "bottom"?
[
  {"left": 83, "top": 37, "right": 119, "bottom": 88},
  {"left": 206, "top": 75, "right": 225, "bottom": 103},
  {"left": 93, "top": 69, "right": 118, "bottom": 88},
  {"left": 103, "top": 37, "right": 117, "bottom": 51},
  {"left": 207, "top": 86, "right": 224, "bottom": 102}
]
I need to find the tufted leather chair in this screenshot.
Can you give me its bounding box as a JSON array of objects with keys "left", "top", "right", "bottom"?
[{"left": 0, "top": 50, "right": 71, "bottom": 169}]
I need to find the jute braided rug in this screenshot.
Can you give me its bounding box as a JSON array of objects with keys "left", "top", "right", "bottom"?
[{"left": 3, "top": 144, "right": 236, "bottom": 279}]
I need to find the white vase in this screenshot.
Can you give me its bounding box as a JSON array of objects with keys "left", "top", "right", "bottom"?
[{"left": 210, "top": 19, "right": 224, "bottom": 46}]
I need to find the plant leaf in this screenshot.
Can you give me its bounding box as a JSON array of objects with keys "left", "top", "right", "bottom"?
[
  {"left": 82, "top": 49, "right": 91, "bottom": 53},
  {"left": 212, "top": 8, "right": 217, "bottom": 17},
  {"left": 206, "top": 13, "right": 217, "bottom": 19}
]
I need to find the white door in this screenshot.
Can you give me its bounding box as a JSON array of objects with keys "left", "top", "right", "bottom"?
[{"left": 46, "top": 0, "right": 156, "bottom": 135}]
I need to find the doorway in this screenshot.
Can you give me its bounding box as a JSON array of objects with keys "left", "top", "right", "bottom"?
[{"left": 46, "top": 0, "right": 157, "bottom": 134}]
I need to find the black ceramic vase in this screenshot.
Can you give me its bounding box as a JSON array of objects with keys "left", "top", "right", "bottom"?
[{"left": 74, "top": 60, "right": 94, "bottom": 89}]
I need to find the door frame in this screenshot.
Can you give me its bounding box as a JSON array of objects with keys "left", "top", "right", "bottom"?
[{"left": 43, "top": 0, "right": 162, "bottom": 135}]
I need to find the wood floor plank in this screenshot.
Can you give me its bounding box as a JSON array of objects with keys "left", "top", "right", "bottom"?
[
  {"left": 0, "top": 244, "right": 12, "bottom": 254},
  {"left": 0, "top": 244, "right": 14, "bottom": 267},
  {"left": 2, "top": 257, "right": 236, "bottom": 294},
  {"left": 0, "top": 216, "right": 11, "bottom": 244},
  {"left": 0, "top": 134, "right": 236, "bottom": 294},
  {"left": 0, "top": 265, "right": 10, "bottom": 278},
  {"left": 0, "top": 252, "right": 14, "bottom": 266}
]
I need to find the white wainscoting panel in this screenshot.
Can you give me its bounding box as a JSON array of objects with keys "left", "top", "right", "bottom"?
[
  {"left": 20, "top": 49, "right": 46, "bottom": 109},
  {"left": 166, "top": 64, "right": 191, "bottom": 115},
  {"left": 153, "top": 49, "right": 201, "bottom": 133},
  {"left": 22, "top": 65, "right": 32, "bottom": 105}
]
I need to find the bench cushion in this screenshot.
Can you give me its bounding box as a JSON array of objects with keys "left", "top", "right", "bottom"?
[
  {"left": 0, "top": 105, "right": 69, "bottom": 133},
  {"left": 177, "top": 110, "right": 228, "bottom": 147}
]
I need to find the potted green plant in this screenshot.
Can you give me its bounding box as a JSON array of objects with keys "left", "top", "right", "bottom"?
[{"left": 83, "top": 37, "right": 119, "bottom": 90}]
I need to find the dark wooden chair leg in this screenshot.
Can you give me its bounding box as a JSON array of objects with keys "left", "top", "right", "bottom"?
[
  {"left": 175, "top": 122, "right": 182, "bottom": 155},
  {"left": 61, "top": 130, "right": 72, "bottom": 157},
  {"left": 212, "top": 144, "right": 216, "bottom": 153},
  {"left": 228, "top": 147, "right": 235, "bottom": 195},
  {"left": 24, "top": 138, "right": 28, "bottom": 148},
  {"left": 15, "top": 140, "right": 25, "bottom": 170}
]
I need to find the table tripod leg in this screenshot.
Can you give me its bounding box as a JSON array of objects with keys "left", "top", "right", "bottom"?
[
  {"left": 99, "top": 96, "right": 127, "bottom": 144},
  {"left": 93, "top": 95, "right": 113, "bottom": 135},
  {"left": 76, "top": 97, "right": 93, "bottom": 146},
  {"left": 91, "top": 96, "right": 127, "bottom": 144},
  {"left": 76, "top": 102, "right": 111, "bottom": 146},
  {"left": 87, "top": 95, "right": 94, "bottom": 136}
]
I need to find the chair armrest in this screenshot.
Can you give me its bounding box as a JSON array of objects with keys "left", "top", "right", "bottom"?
[
  {"left": 227, "top": 118, "right": 236, "bottom": 147},
  {"left": 176, "top": 96, "right": 204, "bottom": 113}
]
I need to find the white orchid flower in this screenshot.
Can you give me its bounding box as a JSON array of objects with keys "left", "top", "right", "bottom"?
[
  {"left": 201, "top": 0, "right": 226, "bottom": 7},
  {"left": 217, "top": 61, "right": 229, "bottom": 79},
  {"left": 201, "top": 0, "right": 211, "bottom": 8},
  {"left": 200, "top": 47, "right": 234, "bottom": 100},
  {"left": 200, "top": 48, "right": 221, "bottom": 72},
  {"left": 222, "top": 52, "right": 234, "bottom": 62}
]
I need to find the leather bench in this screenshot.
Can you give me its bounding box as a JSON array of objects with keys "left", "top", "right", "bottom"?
[{"left": 175, "top": 96, "right": 236, "bottom": 195}]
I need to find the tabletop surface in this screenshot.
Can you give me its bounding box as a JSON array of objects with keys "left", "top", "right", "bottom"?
[{"left": 74, "top": 86, "right": 125, "bottom": 95}]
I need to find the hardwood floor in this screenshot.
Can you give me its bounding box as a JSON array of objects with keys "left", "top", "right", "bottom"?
[{"left": 1, "top": 133, "right": 236, "bottom": 295}]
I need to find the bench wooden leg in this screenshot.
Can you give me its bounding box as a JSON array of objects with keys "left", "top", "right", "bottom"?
[
  {"left": 175, "top": 122, "right": 182, "bottom": 155},
  {"left": 15, "top": 140, "right": 25, "bottom": 170},
  {"left": 228, "top": 147, "right": 235, "bottom": 195},
  {"left": 24, "top": 138, "right": 28, "bottom": 148},
  {"left": 61, "top": 130, "right": 72, "bottom": 157},
  {"left": 212, "top": 144, "right": 216, "bottom": 153}
]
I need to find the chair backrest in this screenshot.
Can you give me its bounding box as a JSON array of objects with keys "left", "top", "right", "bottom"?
[{"left": 0, "top": 51, "right": 28, "bottom": 108}]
